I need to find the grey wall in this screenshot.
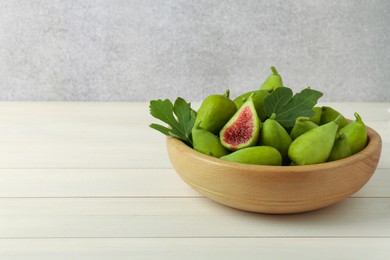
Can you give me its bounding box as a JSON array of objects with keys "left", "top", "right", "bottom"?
[{"left": 0, "top": 0, "right": 389, "bottom": 102}]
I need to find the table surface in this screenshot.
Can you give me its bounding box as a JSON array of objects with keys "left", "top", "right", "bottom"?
[{"left": 0, "top": 102, "right": 389, "bottom": 259}]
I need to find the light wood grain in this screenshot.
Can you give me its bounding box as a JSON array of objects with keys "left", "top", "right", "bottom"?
[
  {"left": 1, "top": 238, "right": 389, "bottom": 260},
  {"left": 0, "top": 102, "right": 387, "bottom": 169},
  {"left": 0, "top": 168, "right": 388, "bottom": 198},
  {"left": 0, "top": 102, "right": 388, "bottom": 258},
  {"left": 0, "top": 169, "right": 198, "bottom": 198},
  {"left": 0, "top": 197, "right": 390, "bottom": 238},
  {"left": 0, "top": 125, "right": 387, "bottom": 169}
]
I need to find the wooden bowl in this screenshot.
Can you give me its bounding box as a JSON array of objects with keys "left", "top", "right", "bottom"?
[{"left": 166, "top": 126, "right": 382, "bottom": 214}]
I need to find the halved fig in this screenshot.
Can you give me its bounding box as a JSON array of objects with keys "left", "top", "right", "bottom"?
[{"left": 220, "top": 96, "right": 261, "bottom": 151}]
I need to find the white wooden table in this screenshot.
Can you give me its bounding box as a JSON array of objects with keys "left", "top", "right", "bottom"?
[{"left": 0, "top": 102, "right": 388, "bottom": 259}]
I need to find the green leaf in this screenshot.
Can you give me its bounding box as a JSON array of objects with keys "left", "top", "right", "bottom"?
[
  {"left": 172, "top": 97, "right": 196, "bottom": 139},
  {"left": 149, "top": 99, "right": 179, "bottom": 130},
  {"left": 264, "top": 87, "right": 293, "bottom": 116},
  {"left": 149, "top": 123, "right": 171, "bottom": 136},
  {"left": 149, "top": 97, "right": 196, "bottom": 146},
  {"left": 264, "top": 87, "right": 323, "bottom": 128}
]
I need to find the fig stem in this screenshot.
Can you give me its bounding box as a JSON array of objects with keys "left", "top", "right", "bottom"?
[
  {"left": 224, "top": 89, "right": 230, "bottom": 98},
  {"left": 354, "top": 112, "right": 363, "bottom": 124},
  {"left": 271, "top": 66, "right": 279, "bottom": 75}
]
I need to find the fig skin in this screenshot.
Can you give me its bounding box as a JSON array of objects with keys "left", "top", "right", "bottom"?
[
  {"left": 290, "top": 117, "right": 318, "bottom": 140},
  {"left": 192, "top": 125, "right": 229, "bottom": 158},
  {"left": 310, "top": 107, "right": 322, "bottom": 125},
  {"left": 328, "top": 131, "right": 352, "bottom": 162},
  {"left": 339, "top": 112, "right": 367, "bottom": 155},
  {"left": 233, "top": 89, "right": 270, "bottom": 122},
  {"left": 288, "top": 118, "right": 340, "bottom": 165},
  {"left": 320, "top": 106, "right": 349, "bottom": 129},
  {"left": 259, "top": 113, "right": 292, "bottom": 165},
  {"left": 220, "top": 146, "right": 282, "bottom": 166},
  {"left": 194, "top": 90, "right": 237, "bottom": 135},
  {"left": 260, "top": 66, "right": 283, "bottom": 92}
]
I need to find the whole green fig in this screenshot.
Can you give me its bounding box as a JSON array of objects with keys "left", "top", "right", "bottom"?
[
  {"left": 320, "top": 106, "right": 349, "bottom": 129},
  {"left": 339, "top": 112, "right": 367, "bottom": 155},
  {"left": 259, "top": 113, "right": 292, "bottom": 164},
  {"left": 288, "top": 117, "right": 340, "bottom": 165},
  {"left": 194, "top": 90, "right": 237, "bottom": 134},
  {"left": 192, "top": 123, "right": 229, "bottom": 158},
  {"left": 260, "top": 66, "right": 283, "bottom": 91},
  {"left": 310, "top": 107, "right": 322, "bottom": 125},
  {"left": 328, "top": 131, "right": 352, "bottom": 161},
  {"left": 290, "top": 117, "right": 318, "bottom": 140},
  {"left": 220, "top": 146, "right": 282, "bottom": 166}
]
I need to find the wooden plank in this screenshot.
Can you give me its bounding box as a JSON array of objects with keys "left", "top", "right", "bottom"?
[
  {"left": 0, "top": 120, "right": 385, "bottom": 144},
  {"left": 0, "top": 197, "right": 389, "bottom": 238},
  {"left": 1, "top": 143, "right": 388, "bottom": 169},
  {"left": 0, "top": 102, "right": 387, "bottom": 169},
  {"left": 0, "top": 102, "right": 387, "bottom": 258},
  {"left": 0, "top": 238, "right": 389, "bottom": 260},
  {"left": 380, "top": 144, "right": 390, "bottom": 168},
  {"left": 0, "top": 118, "right": 161, "bottom": 144},
  {"left": 0, "top": 102, "right": 154, "bottom": 124},
  {"left": 0, "top": 168, "right": 387, "bottom": 198},
  {"left": 363, "top": 121, "right": 390, "bottom": 143},
  {"left": 0, "top": 124, "right": 387, "bottom": 169},
  {"left": 0, "top": 169, "right": 198, "bottom": 197},
  {"left": 0, "top": 103, "right": 387, "bottom": 143},
  {"left": 354, "top": 168, "right": 390, "bottom": 197},
  {"left": 0, "top": 139, "right": 172, "bottom": 169}
]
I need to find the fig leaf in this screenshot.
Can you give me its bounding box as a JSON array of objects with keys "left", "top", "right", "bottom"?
[
  {"left": 264, "top": 87, "right": 323, "bottom": 128},
  {"left": 149, "top": 97, "right": 196, "bottom": 146}
]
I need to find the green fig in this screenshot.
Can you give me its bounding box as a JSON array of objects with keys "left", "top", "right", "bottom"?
[
  {"left": 233, "top": 89, "right": 270, "bottom": 121},
  {"left": 233, "top": 91, "right": 252, "bottom": 108},
  {"left": 290, "top": 117, "right": 318, "bottom": 140},
  {"left": 288, "top": 117, "right": 340, "bottom": 165},
  {"left": 310, "top": 107, "right": 322, "bottom": 125},
  {"left": 328, "top": 131, "right": 352, "bottom": 161},
  {"left": 259, "top": 113, "right": 292, "bottom": 164},
  {"left": 319, "top": 106, "right": 349, "bottom": 129},
  {"left": 260, "top": 66, "right": 283, "bottom": 91},
  {"left": 194, "top": 90, "right": 237, "bottom": 135},
  {"left": 220, "top": 95, "right": 261, "bottom": 151},
  {"left": 339, "top": 112, "right": 367, "bottom": 155},
  {"left": 192, "top": 123, "right": 229, "bottom": 158},
  {"left": 220, "top": 146, "right": 282, "bottom": 166}
]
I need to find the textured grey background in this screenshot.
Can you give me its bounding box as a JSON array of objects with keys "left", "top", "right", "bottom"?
[{"left": 0, "top": 0, "right": 389, "bottom": 101}]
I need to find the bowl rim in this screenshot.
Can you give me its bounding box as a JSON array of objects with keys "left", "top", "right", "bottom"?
[{"left": 167, "top": 125, "right": 382, "bottom": 173}]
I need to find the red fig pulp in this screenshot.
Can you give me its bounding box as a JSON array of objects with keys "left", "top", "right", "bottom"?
[{"left": 220, "top": 97, "right": 261, "bottom": 151}]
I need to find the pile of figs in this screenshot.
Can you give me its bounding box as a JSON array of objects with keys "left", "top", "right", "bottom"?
[{"left": 192, "top": 67, "right": 367, "bottom": 166}]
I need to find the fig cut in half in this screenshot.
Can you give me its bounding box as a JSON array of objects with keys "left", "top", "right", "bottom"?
[{"left": 220, "top": 96, "right": 261, "bottom": 151}]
